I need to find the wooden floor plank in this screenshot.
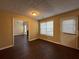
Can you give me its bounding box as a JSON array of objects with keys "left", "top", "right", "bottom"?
[{"left": 0, "top": 35, "right": 79, "bottom": 59}]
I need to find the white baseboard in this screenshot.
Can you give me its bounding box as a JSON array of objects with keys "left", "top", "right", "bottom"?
[
  {"left": 13, "top": 34, "right": 24, "bottom": 36},
  {"left": 29, "top": 38, "right": 38, "bottom": 41},
  {"left": 0, "top": 45, "right": 14, "bottom": 50},
  {"left": 41, "top": 39, "right": 79, "bottom": 50}
]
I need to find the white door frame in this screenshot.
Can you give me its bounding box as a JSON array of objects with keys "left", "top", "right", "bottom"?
[{"left": 12, "top": 17, "right": 29, "bottom": 46}]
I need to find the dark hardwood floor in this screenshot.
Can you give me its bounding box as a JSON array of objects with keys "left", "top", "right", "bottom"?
[{"left": 0, "top": 35, "right": 79, "bottom": 59}]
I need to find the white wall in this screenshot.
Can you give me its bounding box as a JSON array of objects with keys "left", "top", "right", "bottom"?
[{"left": 13, "top": 20, "right": 24, "bottom": 35}]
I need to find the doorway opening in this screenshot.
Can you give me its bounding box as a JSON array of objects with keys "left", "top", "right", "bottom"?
[
  {"left": 13, "top": 19, "right": 29, "bottom": 46},
  {"left": 23, "top": 22, "right": 29, "bottom": 40}
]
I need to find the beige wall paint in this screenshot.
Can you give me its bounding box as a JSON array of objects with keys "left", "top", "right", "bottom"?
[
  {"left": 61, "top": 33, "right": 77, "bottom": 48},
  {"left": 0, "top": 12, "right": 13, "bottom": 48},
  {"left": 0, "top": 10, "right": 38, "bottom": 49},
  {"left": 0, "top": 9, "right": 79, "bottom": 49},
  {"left": 39, "top": 9, "right": 79, "bottom": 49},
  {"left": 78, "top": 16, "right": 79, "bottom": 48}
]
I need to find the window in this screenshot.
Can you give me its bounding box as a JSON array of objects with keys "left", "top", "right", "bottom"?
[
  {"left": 40, "top": 21, "right": 54, "bottom": 36},
  {"left": 62, "top": 19, "right": 76, "bottom": 34}
]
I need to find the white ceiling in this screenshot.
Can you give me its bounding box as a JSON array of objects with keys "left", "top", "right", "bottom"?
[{"left": 0, "top": 0, "right": 79, "bottom": 20}]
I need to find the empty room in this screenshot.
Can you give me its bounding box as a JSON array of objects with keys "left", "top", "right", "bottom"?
[{"left": 0, "top": 0, "right": 79, "bottom": 59}]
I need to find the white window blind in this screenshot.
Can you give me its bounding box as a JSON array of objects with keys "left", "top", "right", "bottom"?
[
  {"left": 40, "top": 21, "right": 54, "bottom": 36},
  {"left": 62, "top": 19, "right": 76, "bottom": 34}
]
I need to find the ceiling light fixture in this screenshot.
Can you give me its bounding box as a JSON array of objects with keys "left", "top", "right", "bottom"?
[
  {"left": 32, "top": 12, "right": 37, "bottom": 16},
  {"left": 31, "top": 11, "right": 39, "bottom": 16}
]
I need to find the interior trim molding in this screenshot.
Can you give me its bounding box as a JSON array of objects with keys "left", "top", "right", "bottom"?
[
  {"left": 14, "top": 34, "right": 25, "bottom": 36},
  {"left": 29, "top": 38, "right": 38, "bottom": 41},
  {"left": 0, "top": 45, "right": 14, "bottom": 50},
  {"left": 41, "top": 39, "right": 79, "bottom": 50}
]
